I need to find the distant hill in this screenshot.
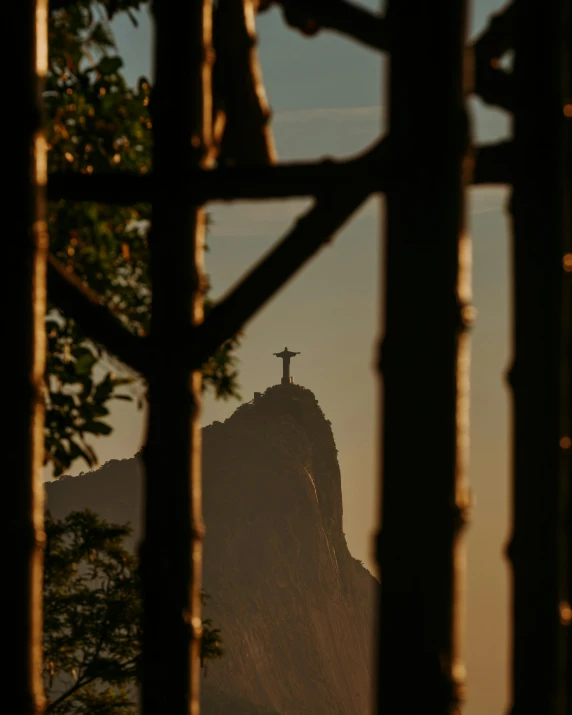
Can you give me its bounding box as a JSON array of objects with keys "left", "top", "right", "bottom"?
[{"left": 46, "top": 383, "right": 378, "bottom": 715}]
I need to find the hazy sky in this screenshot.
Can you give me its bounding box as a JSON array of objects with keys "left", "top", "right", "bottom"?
[{"left": 64, "top": 2, "right": 514, "bottom": 712}]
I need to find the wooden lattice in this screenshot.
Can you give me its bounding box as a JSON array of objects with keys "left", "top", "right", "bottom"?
[{"left": 9, "top": 0, "right": 571, "bottom": 714}]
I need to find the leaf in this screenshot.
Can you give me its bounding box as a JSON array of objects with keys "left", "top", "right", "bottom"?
[
  {"left": 89, "top": 22, "right": 115, "bottom": 50},
  {"left": 68, "top": 440, "right": 92, "bottom": 465},
  {"left": 84, "top": 420, "right": 113, "bottom": 436},
  {"left": 93, "top": 375, "right": 114, "bottom": 403},
  {"left": 97, "top": 56, "right": 123, "bottom": 75},
  {"left": 75, "top": 351, "right": 97, "bottom": 375}
]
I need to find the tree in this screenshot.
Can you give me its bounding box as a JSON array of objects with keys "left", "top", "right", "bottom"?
[
  {"left": 43, "top": 510, "right": 223, "bottom": 714},
  {"left": 46, "top": 0, "right": 240, "bottom": 476}
]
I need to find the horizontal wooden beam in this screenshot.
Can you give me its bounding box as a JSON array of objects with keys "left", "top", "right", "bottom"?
[
  {"left": 47, "top": 142, "right": 384, "bottom": 204},
  {"left": 48, "top": 139, "right": 512, "bottom": 207}
]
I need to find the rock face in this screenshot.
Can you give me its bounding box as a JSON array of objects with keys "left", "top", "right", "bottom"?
[{"left": 46, "top": 384, "right": 378, "bottom": 715}]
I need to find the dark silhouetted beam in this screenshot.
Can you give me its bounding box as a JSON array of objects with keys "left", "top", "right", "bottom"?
[
  {"left": 139, "top": 0, "right": 211, "bottom": 713},
  {"left": 7, "top": 1, "right": 48, "bottom": 713},
  {"left": 507, "top": 0, "right": 572, "bottom": 712},
  {"left": 376, "top": 0, "right": 472, "bottom": 713},
  {"left": 48, "top": 138, "right": 512, "bottom": 208},
  {"left": 47, "top": 142, "right": 385, "bottom": 204}
]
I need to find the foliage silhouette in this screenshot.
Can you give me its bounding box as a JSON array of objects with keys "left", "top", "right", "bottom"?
[
  {"left": 43, "top": 510, "right": 223, "bottom": 713},
  {"left": 46, "top": 0, "right": 240, "bottom": 476}
]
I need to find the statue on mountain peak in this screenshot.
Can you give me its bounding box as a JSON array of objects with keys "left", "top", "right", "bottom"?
[{"left": 273, "top": 347, "right": 300, "bottom": 385}]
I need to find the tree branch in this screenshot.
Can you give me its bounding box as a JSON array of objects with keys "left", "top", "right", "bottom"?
[
  {"left": 47, "top": 254, "right": 147, "bottom": 374},
  {"left": 46, "top": 675, "right": 90, "bottom": 713},
  {"left": 264, "top": 0, "right": 388, "bottom": 52},
  {"left": 45, "top": 654, "right": 139, "bottom": 714}
]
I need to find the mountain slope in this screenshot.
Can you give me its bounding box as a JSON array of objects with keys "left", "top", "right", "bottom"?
[{"left": 46, "top": 383, "right": 378, "bottom": 715}]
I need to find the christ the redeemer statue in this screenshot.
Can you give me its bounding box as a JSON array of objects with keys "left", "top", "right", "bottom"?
[{"left": 274, "top": 347, "right": 300, "bottom": 385}]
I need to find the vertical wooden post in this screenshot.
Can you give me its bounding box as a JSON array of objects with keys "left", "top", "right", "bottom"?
[
  {"left": 508, "top": 0, "right": 571, "bottom": 713},
  {"left": 7, "top": 1, "right": 48, "bottom": 713},
  {"left": 141, "top": 0, "right": 212, "bottom": 713},
  {"left": 376, "top": 1, "right": 471, "bottom": 713}
]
